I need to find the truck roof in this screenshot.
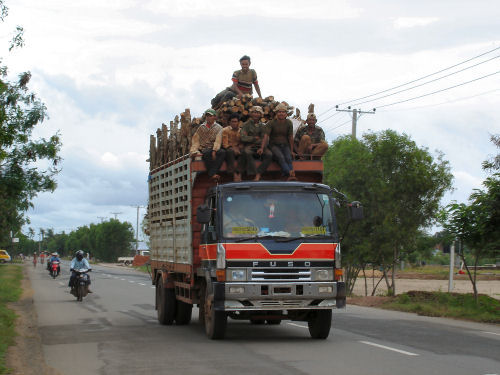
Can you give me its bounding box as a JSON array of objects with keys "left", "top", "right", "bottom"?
[{"left": 209, "top": 181, "right": 332, "bottom": 194}]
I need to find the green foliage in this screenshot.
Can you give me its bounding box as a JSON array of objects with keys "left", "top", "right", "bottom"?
[
  {"left": 324, "top": 130, "right": 453, "bottom": 295},
  {"left": 0, "top": 0, "right": 62, "bottom": 246},
  {"left": 0, "top": 264, "right": 23, "bottom": 374},
  {"left": 384, "top": 291, "right": 500, "bottom": 323},
  {"left": 440, "top": 135, "right": 500, "bottom": 301},
  {"left": 95, "top": 220, "right": 134, "bottom": 262}
]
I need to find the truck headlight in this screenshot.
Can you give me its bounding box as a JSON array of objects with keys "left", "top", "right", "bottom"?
[
  {"left": 228, "top": 269, "right": 246, "bottom": 281},
  {"left": 313, "top": 269, "right": 333, "bottom": 281}
]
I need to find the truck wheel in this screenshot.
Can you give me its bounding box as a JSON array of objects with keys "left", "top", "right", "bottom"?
[
  {"left": 176, "top": 301, "right": 192, "bottom": 325},
  {"left": 203, "top": 288, "right": 227, "bottom": 339},
  {"left": 307, "top": 310, "right": 332, "bottom": 339},
  {"left": 266, "top": 319, "right": 281, "bottom": 325},
  {"left": 157, "top": 282, "right": 176, "bottom": 325}
]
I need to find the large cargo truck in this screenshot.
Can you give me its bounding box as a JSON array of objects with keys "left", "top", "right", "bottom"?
[{"left": 148, "top": 154, "right": 362, "bottom": 339}]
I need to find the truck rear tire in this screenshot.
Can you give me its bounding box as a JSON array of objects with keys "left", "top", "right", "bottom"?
[
  {"left": 176, "top": 301, "right": 192, "bottom": 325},
  {"left": 202, "top": 285, "right": 226, "bottom": 339},
  {"left": 307, "top": 310, "right": 332, "bottom": 339},
  {"left": 157, "top": 282, "right": 176, "bottom": 325}
]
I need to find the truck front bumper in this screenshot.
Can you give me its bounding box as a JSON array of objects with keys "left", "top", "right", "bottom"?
[{"left": 219, "top": 281, "right": 346, "bottom": 311}]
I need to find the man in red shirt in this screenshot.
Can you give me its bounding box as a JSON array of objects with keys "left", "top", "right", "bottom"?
[{"left": 211, "top": 55, "right": 262, "bottom": 109}]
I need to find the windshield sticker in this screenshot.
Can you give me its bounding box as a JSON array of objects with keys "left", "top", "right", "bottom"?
[
  {"left": 301, "top": 226, "right": 326, "bottom": 235},
  {"left": 231, "top": 226, "right": 258, "bottom": 235}
]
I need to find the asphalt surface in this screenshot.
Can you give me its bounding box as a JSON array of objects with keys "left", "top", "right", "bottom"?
[{"left": 28, "top": 261, "right": 500, "bottom": 375}]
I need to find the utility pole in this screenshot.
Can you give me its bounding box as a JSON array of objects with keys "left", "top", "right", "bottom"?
[
  {"left": 335, "top": 106, "right": 376, "bottom": 139},
  {"left": 131, "top": 205, "right": 145, "bottom": 254},
  {"left": 97, "top": 216, "right": 106, "bottom": 223},
  {"left": 110, "top": 212, "right": 122, "bottom": 220},
  {"left": 448, "top": 241, "right": 455, "bottom": 292}
]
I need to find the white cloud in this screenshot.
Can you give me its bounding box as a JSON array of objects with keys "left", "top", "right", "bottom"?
[{"left": 393, "top": 17, "right": 440, "bottom": 29}]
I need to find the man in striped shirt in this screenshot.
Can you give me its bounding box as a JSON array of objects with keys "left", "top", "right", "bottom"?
[
  {"left": 190, "top": 109, "right": 226, "bottom": 180},
  {"left": 211, "top": 55, "right": 263, "bottom": 109}
]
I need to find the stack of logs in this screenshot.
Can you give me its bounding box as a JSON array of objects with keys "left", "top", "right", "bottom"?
[{"left": 149, "top": 96, "right": 314, "bottom": 171}]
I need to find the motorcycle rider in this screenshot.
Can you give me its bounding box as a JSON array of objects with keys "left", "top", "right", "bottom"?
[
  {"left": 48, "top": 252, "right": 61, "bottom": 275},
  {"left": 69, "top": 250, "right": 92, "bottom": 293}
]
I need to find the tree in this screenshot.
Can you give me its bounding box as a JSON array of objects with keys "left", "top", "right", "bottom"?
[
  {"left": 94, "top": 220, "right": 134, "bottom": 262},
  {"left": 324, "top": 130, "right": 453, "bottom": 295},
  {"left": 0, "top": 0, "right": 62, "bottom": 245},
  {"left": 441, "top": 136, "right": 500, "bottom": 302}
]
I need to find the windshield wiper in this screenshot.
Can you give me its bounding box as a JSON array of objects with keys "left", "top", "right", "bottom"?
[
  {"left": 276, "top": 234, "right": 333, "bottom": 242},
  {"left": 233, "top": 235, "right": 288, "bottom": 242}
]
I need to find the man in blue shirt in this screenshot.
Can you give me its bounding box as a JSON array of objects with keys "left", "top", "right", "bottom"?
[
  {"left": 48, "top": 252, "right": 61, "bottom": 275},
  {"left": 69, "top": 250, "right": 92, "bottom": 292}
]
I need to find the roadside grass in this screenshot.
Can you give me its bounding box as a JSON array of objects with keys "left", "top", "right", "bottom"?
[
  {"left": 382, "top": 291, "right": 500, "bottom": 323},
  {"left": 0, "top": 264, "right": 23, "bottom": 374}
]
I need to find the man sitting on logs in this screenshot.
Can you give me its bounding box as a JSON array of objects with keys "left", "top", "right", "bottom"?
[
  {"left": 190, "top": 109, "right": 226, "bottom": 181},
  {"left": 239, "top": 106, "right": 273, "bottom": 181},
  {"left": 222, "top": 113, "right": 243, "bottom": 182},
  {"left": 294, "top": 113, "right": 329, "bottom": 160},
  {"left": 261, "top": 103, "right": 297, "bottom": 181},
  {"left": 211, "top": 55, "right": 262, "bottom": 109}
]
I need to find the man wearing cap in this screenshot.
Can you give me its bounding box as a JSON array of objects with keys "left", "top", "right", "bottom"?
[
  {"left": 294, "top": 113, "right": 328, "bottom": 160},
  {"left": 261, "top": 103, "right": 296, "bottom": 181},
  {"left": 222, "top": 113, "right": 243, "bottom": 181},
  {"left": 190, "top": 109, "right": 226, "bottom": 180},
  {"left": 239, "top": 106, "right": 273, "bottom": 181},
  {"left": 211, "top": 55, "right": 262, "bottom": 109}
]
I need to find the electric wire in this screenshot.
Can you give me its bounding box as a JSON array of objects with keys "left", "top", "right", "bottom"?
[
  {"left": 374, "top": 71, "right": 500, "bottom": 109},
  {"left": 347, "top": 54, "right": 499, "bottom": 107},
  {"left": 377, "top": 88, "right": 500, "bottom": 112},
  {"left": 317, "top": 45, "right": 500, "bottom": 117}
]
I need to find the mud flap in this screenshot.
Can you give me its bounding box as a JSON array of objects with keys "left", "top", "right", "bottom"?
[{"left": 336, "top": 282, "right": 346, "bottom": 308}]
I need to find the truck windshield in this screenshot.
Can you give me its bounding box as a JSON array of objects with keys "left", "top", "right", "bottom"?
[{"left": 222, "top": 191, "right": 336, "bottom": 239}]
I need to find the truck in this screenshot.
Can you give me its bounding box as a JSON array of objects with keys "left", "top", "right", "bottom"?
[{"left": 148, "top": 154, "right": 362, "bottom": 339}]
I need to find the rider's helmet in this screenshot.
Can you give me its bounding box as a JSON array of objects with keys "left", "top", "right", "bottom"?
[
  {"left": 76, "top": 250, "right": 84, "bottom": 261},
  {"left": 52, "top": 252, "right": 57, "bottom": 256}
]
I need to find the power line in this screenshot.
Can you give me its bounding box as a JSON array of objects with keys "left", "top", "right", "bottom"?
[
  {"left": 347, "top": 54, "right": 499, "bottom": 107},
  {"left": 318, "top": 45, "right": 500, "bottom": 117},
  {"left": 317, "top": 111, "right": 341, "bottom": 124},
  {"left": 377, "top": 88, "right": 500, "bottom": 112},
  {"left": 375, "top": 70, "right": 500, "bottom": 109}
]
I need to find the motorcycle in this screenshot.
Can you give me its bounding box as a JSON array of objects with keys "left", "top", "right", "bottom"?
[
  {"left": 50, "top": 261, "right": 60, "bottom": 279},
  {"left": 70, "top": 269, "right": 91, "bottom": 302}
]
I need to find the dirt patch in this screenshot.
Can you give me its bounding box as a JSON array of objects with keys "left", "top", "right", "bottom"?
[
  {"left": 347, "top": 296, "right": 394, "bottom": 307},
  {"left": 6, "top": 265, "right": 62, "bottom": 375}
]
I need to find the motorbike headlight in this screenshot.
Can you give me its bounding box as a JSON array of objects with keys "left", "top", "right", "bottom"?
[
  {"left": 313, "top": 269, "right": 333, "bottom": 281},
  {"left": 228, "top": 269, "right": 246, "bottom": 281}
]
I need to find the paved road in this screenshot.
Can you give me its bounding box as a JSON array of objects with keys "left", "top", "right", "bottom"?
[{"left": 28, "top": 262, "right": 500, "bottom": 375}]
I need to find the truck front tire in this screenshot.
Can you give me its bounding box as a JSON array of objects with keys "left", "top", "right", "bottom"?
[
  {"left": 307, "top": 310, "right": 332, "bottom": 339},
  {"left": 201, "top": 283, "right": 227, "bottom": 339}
]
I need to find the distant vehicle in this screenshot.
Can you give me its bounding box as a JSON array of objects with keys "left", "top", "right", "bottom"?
[
  {"left": 0, "top": 249, "right": 11, "bottom": 263},
  {"left": 118, "top": 250, "right": 150, "bottom": 266}
]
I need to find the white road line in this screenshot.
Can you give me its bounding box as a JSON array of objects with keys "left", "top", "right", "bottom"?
[
  {"left": 139, "top": 283, "right": 146, "bottom": 286},
  {"left": 150, "top": 286, "right": 155, "bottom": 289},
  {"left": 287, "top": 323, "right": 307, "bottom": 329},
  {"left": 482, "top": 331, "right": 500, "bottom": 336},
  {"left": 360, "top": 341, "right": 419, "bottom": 356},
  {"left": 128, "top": 280, "right": 135, "bottom": 283},
  {"left": 120, "top": 278, "right": 126, "bottom": 281}
]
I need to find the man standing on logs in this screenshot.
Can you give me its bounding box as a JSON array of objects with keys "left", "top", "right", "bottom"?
[
  {"left": 261, "top": 103, "right": 296, "bottom": 181},
  {"left": 211, "top": 55, "right": 262, "bottom": 109},
  {"left": 294, "top": 113, "right": 328, "bottom": 160},
  {"left": 222, "top": 113, "right": 243, "bottom": 182},
  {"left": 239, "top": 106, "right": 272, "bottom": 181},
  {"left": 190, "top": 109, "right": 226, "bottom": 181}
]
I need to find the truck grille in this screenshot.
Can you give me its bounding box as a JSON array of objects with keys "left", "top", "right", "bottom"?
[{"left": 251, "top": 268, "right": 311, "bottom": 282}]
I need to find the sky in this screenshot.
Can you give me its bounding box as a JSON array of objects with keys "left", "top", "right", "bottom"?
[{"left": 1, "top": 0, "right": 499, "bottom": 241}]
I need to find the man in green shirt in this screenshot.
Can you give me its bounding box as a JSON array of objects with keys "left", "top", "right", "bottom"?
[
  {"left": 294, "top": 113, "right": 328, "bottom": 160},
  {"left": 261, "top": 103, "right": 296, "bottom": 181},
  {"left": 239, "top": 106, "right": 272, "bottom": 181}
]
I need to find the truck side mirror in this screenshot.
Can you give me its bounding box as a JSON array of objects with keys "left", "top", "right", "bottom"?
[
  {"left": 349, "top": 201, "right": 363, "bottom": 220},
  {"left": 196, "top": 204, "right": 211, "bottom": 224}
]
